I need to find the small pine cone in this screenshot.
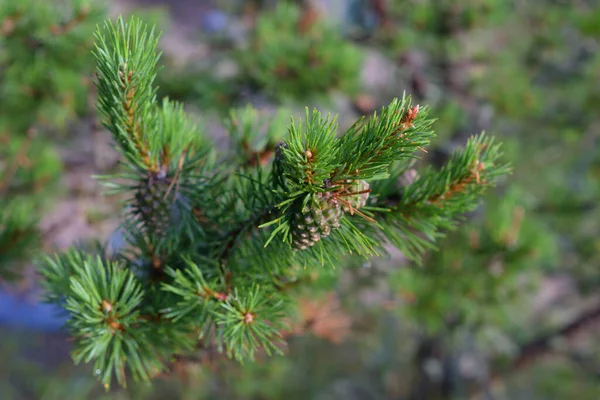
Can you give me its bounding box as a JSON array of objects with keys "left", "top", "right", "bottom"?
[
  {"left": 291, "top": 192, "right": 343, "bottom": 251},
  {"left": 134, "top": 172, "right": 174, "bottom": 236},
  {"left": 342, "top": 180, "right": 370, "bottom": 213}
]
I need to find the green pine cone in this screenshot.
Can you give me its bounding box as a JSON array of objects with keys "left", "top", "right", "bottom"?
[
  {"left": 134, "top": 173, "right": 174, "bottom": 236},
  {"left": 291, "top": 192, "right": 343, "bottom": 251},
  {"left": 342, "top": 180, "right": 370, "bottom": 213}
]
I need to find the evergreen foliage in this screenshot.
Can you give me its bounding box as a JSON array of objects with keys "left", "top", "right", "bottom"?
[
  {"left": 0, "top": 0, "right": 104, "bottom": 277},
  {"left": 236, "top": 2, "right": 363, "bottom": 102},
  {"left": 153, "top": 2, "right": 364, "bottom": 112},
  {"left": 38, "top": 16, "right": 510, "bottom": 389}
]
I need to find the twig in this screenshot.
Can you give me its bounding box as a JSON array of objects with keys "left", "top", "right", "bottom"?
[
  {"left": 510, "top": 302, "right": 600, "bottom": 371},
  {"left": 471, "top": 301, "right": 600, "bottom": 399}
]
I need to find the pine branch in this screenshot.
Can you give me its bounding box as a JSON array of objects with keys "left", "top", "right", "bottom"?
[
  {"left": 93, "top": 16, "right": 162, "bottom": 171},
  {"left": 162, "top": 259, "right": 287, "bottom": 362},
  {"left": 264, "top": 96, "right": 440, "bottom": 256},
  {"left": 94, "top": 17, "right": 208, "bottom": 243},
  {"left": 38, "top": 16, "right": 511, "bottom": 389},
  {"left": 365, "top": 133, "right": 510, "bottom": 263},
  {"left": 41, "top": 251, "right": 195, "bottom": 389},
  {"left": 334, "top": 96, "right": 433, "bottom": 181}
]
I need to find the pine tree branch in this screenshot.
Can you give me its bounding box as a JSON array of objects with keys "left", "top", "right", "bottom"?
[
  {"left": 337, "top": 104, "right": 422, "bottom": 178},
  {"left": 366, "top": 134, "right": 510, "bottom": 263},
  {"left": 93, "top": 17, "right": 162, "bottom": 171},
  {"left": 37, "top": 15, "right": 514, "bottom": 389},
  {"left": 333, "top": 97, "right": 434, "bottom": 181}
]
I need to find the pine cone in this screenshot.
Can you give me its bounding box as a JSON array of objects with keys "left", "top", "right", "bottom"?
[
  {"left": 134, "top": 172, "right": 174, "bottom": 236},
  {"left": 291, "top": 192, "right": 343, "bottom": 251},
  {"left": 342, "top": 180, "right": 370, "bottom": 213}
]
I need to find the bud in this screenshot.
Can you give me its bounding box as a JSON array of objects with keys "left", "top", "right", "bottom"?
[{"left": 400, "top": 105, "right": 420, "bottom": 129}]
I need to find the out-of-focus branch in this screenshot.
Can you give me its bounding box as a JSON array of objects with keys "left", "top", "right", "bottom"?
[
  {"left": 510, "top": 301, "right": 600, "bottom": 371},
  {"left": 471, "top": 300, "right": 600, "bottom": 399}
]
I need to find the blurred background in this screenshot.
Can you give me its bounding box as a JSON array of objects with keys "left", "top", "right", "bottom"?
[{"left": 0, "top": 0, "right": 599, "bottom": 398}]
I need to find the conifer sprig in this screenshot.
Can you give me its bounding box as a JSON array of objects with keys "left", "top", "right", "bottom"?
[
  {"left": 265, "top": 97, "right": 435, "bottom": 255},
  {"left": 279, "top": 109, "right": 340, "bottom": 189},
  {"left": 93, "top": 17, "right": 162, "bottom": 171},
  {"left": 0, "top": 0, "right": 104, "bottom": 277},
  {"left": 366, "top": 133, "right": 511, "bottom": 262},
  {"left": 334, "top": 96, "right": 434, "bottom": 181},
  {"left": 42, "top": 253, "right": 170, "bottom": 387},
  {"left": 39, "top": 16, "right": 510, "bottom": 389}
]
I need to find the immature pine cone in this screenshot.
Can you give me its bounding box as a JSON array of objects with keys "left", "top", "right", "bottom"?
[
  {"left": 134, "top": 171, "right": 174, "bottom": 236},
  {"left": 291, "top": 192, "right": 343, "bottom": 251},
  {"left": 342, "top": 180, "right": 370, "bottom": 213}
]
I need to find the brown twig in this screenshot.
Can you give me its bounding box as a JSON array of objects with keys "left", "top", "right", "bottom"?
[{"left": 470, "top": 301, "right": 600, "bottom": 399}]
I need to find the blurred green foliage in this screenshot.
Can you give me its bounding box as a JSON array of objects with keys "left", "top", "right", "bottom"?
[
  {"left": 391, "top": 186, "right": 557, "bottom": 334},
  {"left": 155, "top": 2, "right": 364, "bottom": 112},
  {"left": 236, "top": 2, "right": 363, "bottom": 102},
  {"left": 0, "top": 0, "right": 105, "bottom": 277}
]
